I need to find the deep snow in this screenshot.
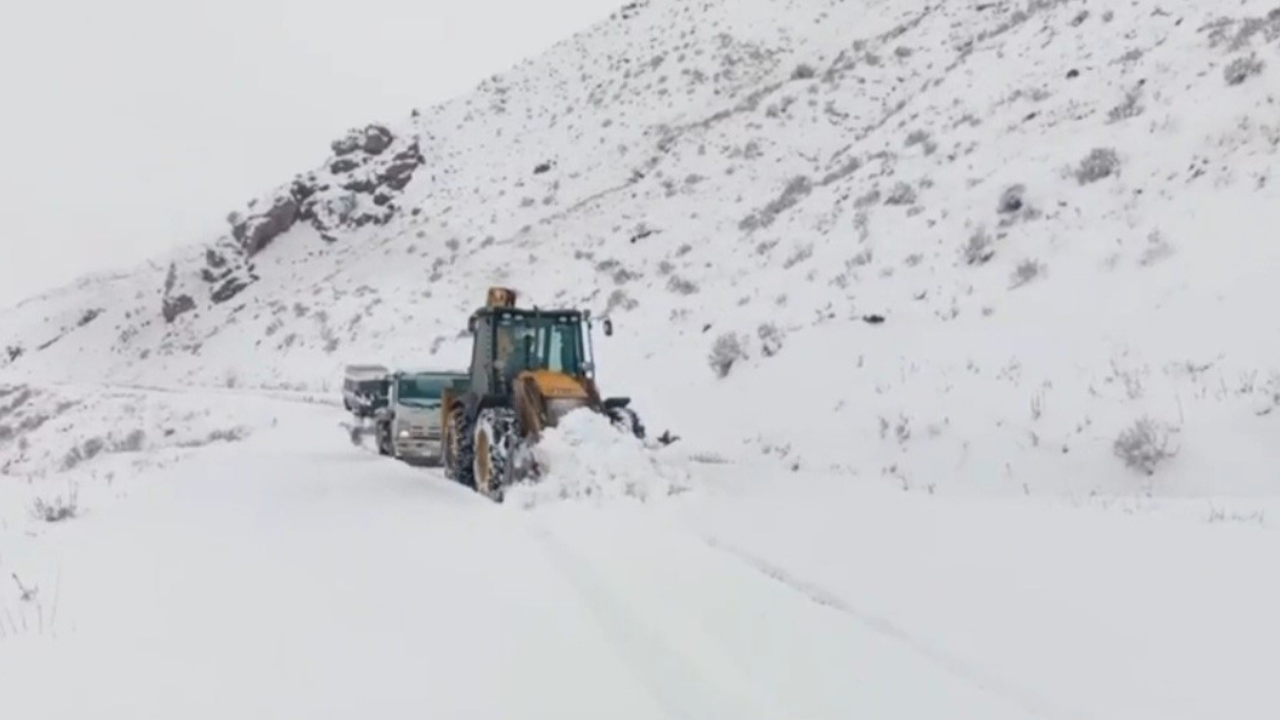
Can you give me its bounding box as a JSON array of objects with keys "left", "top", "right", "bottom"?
[{"left": 3, "top": 393, "right": 1277, "bottom": 719}]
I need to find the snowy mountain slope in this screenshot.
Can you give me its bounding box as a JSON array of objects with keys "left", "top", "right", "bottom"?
[{"left": 3, "top": 0, "right": 1280, "bottom": 495}]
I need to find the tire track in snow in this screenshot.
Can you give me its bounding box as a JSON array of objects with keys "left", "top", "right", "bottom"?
[
  {"left": 700, "top": 536, "right": 1095, "bottom": 720},
  {"left": 529, "top": 525, "right": 773, "bottom": 720}
]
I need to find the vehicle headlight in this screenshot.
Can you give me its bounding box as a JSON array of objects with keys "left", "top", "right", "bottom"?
[{"left": 398, "top": 429, "right": 411, "bottom": 438}]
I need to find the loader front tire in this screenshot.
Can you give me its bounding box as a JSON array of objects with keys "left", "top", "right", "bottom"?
[{"left": 474, "top": 408, "right": 516, "bottom": 502}]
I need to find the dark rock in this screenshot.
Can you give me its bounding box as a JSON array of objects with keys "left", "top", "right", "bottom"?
[
  {"left": 231, "top": 195, "right": 299, "bottom": 255},
  {"left": 162, "top": 294, "right": 196, "bottom": 323},
  {"left": 343, "top": 178, "right": 377, "bottom": 194},
  {"left": 331, "top": 125, "right": 394, "bottom": 156},
  {"left": 534, "top": 161, "right": 553, "bottom": 175},
  {"left": 205, "top": 248, "right": 227, "bottom": 269},
  {"left": 330, "top": 158, "right": 360, "bottom": 174},
  {"left": 331, "top": 135, "right": 361, "bottom": 156},
  {"left": 380, "top": 142, "right": 425, "bottom": 190},
  {"left": 629, "top": 227, "right": 658, "bottom": 243},
  {"left": 290, "top": 178, "right": 318, "bottom": 204},
  {"left": 360, "top": 125, "right": 395, "bottom": 155},
  {"left": 373, "top": 192, "right": 393, "bottom": 207},
  {"left": 211, "top": 278, "right": 250, "bottom": 304},
  {"left": 296, "top": 200, "right": 316, "bottom": 223},
  {"left": 200, "top": 267, "right": 232, "bottom": 284},
  {"left": 381, "top": 161, "right": 418, "bottom": 191}
]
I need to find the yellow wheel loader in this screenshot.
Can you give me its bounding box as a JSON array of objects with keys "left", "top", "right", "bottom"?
[{"left": 440, "top": 287, "right": 644, "bottom": 501}]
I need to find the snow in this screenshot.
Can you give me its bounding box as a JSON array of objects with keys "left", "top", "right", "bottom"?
[
  {"left": 3, "top": 0, "right": 1280, "bottom": 716},
  {"left": 2, "top": 396, "right": 1278, "bottom": 718},
  {"left": 506, "top": 408, "right": 691, "bottom": 507},
  {"left": 4, "top": 0, "right": 1279, "bottom": 497}
]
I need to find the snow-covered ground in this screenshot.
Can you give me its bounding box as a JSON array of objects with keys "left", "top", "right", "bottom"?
[
  {"left": 1, "top": 393, "right": 1277, "bottom": 719},
  {"left": 3, "top": 0, "right": 1280, "bottom": 715}
]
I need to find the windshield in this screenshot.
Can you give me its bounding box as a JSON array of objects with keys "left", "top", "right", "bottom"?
[
  {"left": 495, "top": 314, "right": 584, "bottom": 380},
  {"left": 356, "top": 380, "right": 387, "bottom": 397},
  {"left": 396, "top": 376, "right": 453, "bottom": 405}
]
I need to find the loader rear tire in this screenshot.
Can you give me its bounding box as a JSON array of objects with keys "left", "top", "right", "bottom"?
[
  {"left": 474, "top": 408, "right": 516, "bottom": 502},
  {"left": 444, "top": 405, "right": 466, "bottom": 482},
  {"left": 451, "top": 406, "right": 476, "bottom": 488}
]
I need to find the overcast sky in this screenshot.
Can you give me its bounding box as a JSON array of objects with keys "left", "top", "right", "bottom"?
[{"left": 0, "top": 0, "right": 617, "bottom": 308}]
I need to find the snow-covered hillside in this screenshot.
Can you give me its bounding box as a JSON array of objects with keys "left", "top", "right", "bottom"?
[
  {"left": 4, "top": 3, "right": 1280, "bottom": 715},
  {"left": 3, "top": 0, "right": 1280, "bottom": 496}
]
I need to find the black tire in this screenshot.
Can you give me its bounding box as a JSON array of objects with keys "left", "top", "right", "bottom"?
[
  {"left": 608, "top": 406, "right": 646, "bottom": 440},
  {"left": 474, "top": 408, "right": 516, "bottom": 501},
  {"left": 376, "top": 421, "right": 393, "bottom": 456},
  {"left": 444, "top": 404, "right": 469, "bottom": 482},
  {"left": 452, "top": 406, "right": 476, "bottom": 488}
]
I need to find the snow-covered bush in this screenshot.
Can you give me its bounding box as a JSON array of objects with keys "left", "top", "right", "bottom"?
[
  {"left": 884, "top": 182, "right": 918, "bottom": 206},
  {"left": 964, "top": 229, "right": 994, "bottom": 265},
  {"left": 757, "top": 323, "right": 785, "bottom": 357},
  {"left": 62, "top": 437, "right": 107, "bottom": 471},
  {"left": 1224, "top": 55, "right": 1264, "bottom": 85},
  {"left": 1075, "top": 148, "right": 1120, "bottom": 185},
  {"left": 1139, "top": 230, "right": 1175, "bottom": 266},
  {"left": 605, "top": 289, "right": 638, "bottom": 314},
  {"left": 1113, "top": 417, "right": 1177, "bottom": 475},
  {"left": 997, "top": 185, "right": 1026, "bottom": 214},
  {"left": 709, "top": 332, "right": 749, "bottom": 378},
  {"left": 1011, "top": 259, "right": 1046, "bottom": 288},
  {"left": 112, "top": 429, "right": 147, "bottom": 453},
  {"left": 32, "top": 486, "right": 79, "bottom": 523},
  {"left": 667, "top": 276, "right": 699, "bottom": 295},
  {"left": 1107, "top": 86, "right": 1144, "bottom": 124}
]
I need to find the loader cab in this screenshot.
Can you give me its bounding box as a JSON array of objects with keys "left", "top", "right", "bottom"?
[{"left": 466, "top": 307, "right": 591, "bottom": 396}]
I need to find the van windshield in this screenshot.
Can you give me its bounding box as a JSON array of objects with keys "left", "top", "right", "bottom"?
[{"left": 396, "top": 376, "right": 452, "bottom": 405}]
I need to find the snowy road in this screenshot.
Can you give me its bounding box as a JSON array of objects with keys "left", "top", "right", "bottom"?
[{"left": 2, "top": 397, "right": 1278, "bottom": 719}]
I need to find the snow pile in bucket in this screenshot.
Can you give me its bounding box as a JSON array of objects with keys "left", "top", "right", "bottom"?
[{"left": 506, "top": 409, "right": 691, "bottom": 508}]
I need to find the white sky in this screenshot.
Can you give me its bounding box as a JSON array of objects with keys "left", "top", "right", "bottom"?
[{"left": 0, "top": 0, "right": 618, "bottom": 308}]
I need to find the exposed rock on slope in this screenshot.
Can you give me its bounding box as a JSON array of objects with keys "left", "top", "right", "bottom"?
[{"left": 4, "top": 0, "right": 1280, "bottom": 494}]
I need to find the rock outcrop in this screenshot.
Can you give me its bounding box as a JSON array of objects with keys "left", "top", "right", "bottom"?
[{"left": 228, "top": 124, "right": 425, "bottom": 255}]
